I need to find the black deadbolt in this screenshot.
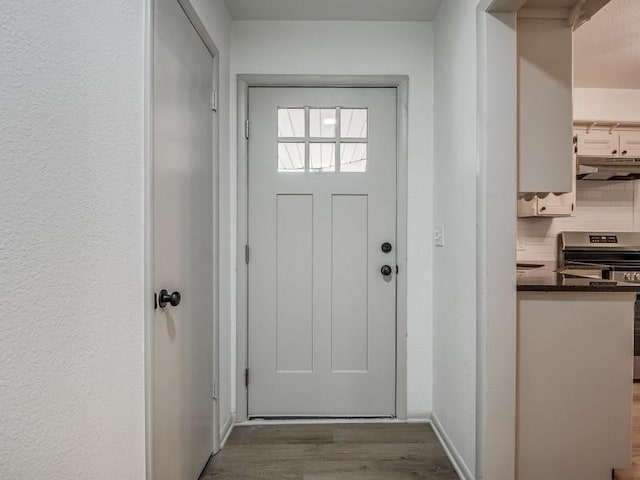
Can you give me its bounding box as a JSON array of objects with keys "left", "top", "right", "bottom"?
[
  {"left": 381, "top": 242, "right": 392, "bottom": 253},
  {"left": 158, "top": 289, "right": 181, "bottom": 308}
]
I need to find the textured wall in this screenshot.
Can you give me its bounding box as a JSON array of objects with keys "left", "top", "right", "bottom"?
[
  {"left": 230, "top": 20, "right": 435, "bottom": 418},
  {"left": 0, "top": 1, "right": 146, "bottom": 478},
  {"left": 573, "top": 0, "right": 640, "bottom": 89}
]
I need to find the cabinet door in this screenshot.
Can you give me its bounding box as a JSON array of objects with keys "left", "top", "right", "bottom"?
[
  {"left": 517, "top": 292, "right": 634, "bottom": 480},
  {"left": 619, "top": 131, "right": 640, "bottom": 157},
  {"left": 535, "top": 153, "right": 576, "bottom": 216},
  {"left": 518, "top": 19, "right": 573, "bottom": 194},
  {"left": 537, "top": 192, "right": 574, "bottom": 216},
  {"left": 517, "top": 196, "right": 538, "bottom": 217},
  {"left": 576, "top": 130, "right": 619, "bottom": 157}
]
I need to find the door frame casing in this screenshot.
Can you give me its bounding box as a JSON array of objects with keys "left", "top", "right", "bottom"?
[
  {"left": 236, "top": 75, "right": 409, "bottom": 422},
  {"left": 144, "top": 1, "right": 221, "bottom": 478}
]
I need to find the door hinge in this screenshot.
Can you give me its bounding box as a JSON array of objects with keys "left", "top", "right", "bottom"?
[
  {"left": 245, "top": 119, "right": 250, "bottom": 139},
  {"left": 245, "top": 368, "right": 249, "bottom": 387},
  {"left": 211, "top": 90, "right": 218, "bottom": 112},
  {"left": 213, "top": 379, "right": 218, "bottom": 400},
  {"left": 245, "top": 244, "right": 250, "bottom": 264}
]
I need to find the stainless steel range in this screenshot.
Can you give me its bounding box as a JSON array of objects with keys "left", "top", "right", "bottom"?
[
  {"left": 559, "top": 231, "right": 640, "bottom": 379},
  {"left": 559, "top": 231, "right": 640, "bottom": 281}
]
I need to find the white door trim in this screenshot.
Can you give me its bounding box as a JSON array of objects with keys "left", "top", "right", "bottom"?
[
  {"left": 236, "top": 75, "right": 409, "bottom": 422},
  {"left": 144, "top": 1, "right": 221, "bottom": 478}
]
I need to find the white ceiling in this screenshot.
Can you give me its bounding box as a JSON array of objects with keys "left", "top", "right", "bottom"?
[
  {"left": 574, "top": 0, "right": 640, "bottom": 89},
  {"left": 223, "top": 0, "right": 443, "bottom": 21},
  {"left": 221, "top": 0, "right": 639, "bottom": 88}
]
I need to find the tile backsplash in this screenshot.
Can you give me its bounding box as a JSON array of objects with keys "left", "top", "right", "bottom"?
[{"left": 517, "top": 181, "right": 638, "bottom": 262}]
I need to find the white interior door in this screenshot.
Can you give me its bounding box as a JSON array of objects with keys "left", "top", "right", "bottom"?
[
  {"left": 152, "top": 0, "right": 214, "bottom": 478},
  {"left": 247, "top": 87, "right": 397, "bottom": 417}
]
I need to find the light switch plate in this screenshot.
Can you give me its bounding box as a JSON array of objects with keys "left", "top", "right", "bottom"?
[{"left": 435, "top": 224, "right": 445, "bottom": 247}]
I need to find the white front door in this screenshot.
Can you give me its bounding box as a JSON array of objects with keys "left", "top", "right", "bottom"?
[
  {"left": 152, "top": 0, "right": 214, "bottom": 478},
  {"left": 248, "top": 87, "right": 397, "bottom": 417}
]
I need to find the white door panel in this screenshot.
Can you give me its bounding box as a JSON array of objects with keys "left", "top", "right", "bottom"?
[
  {"left": 248, "top": 87, "right": 397, "bottom": 417},
  {"left": 153, "top": 0, "right": 213, "bottom": 477}
]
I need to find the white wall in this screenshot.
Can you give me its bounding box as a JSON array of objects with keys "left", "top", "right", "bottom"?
[
  {"left": 433, "top": 0, "right": 479, "bottom": 475},
  {"left": 190, "top": 0, "right": 235, "bottom": 441},
  {"left": 230, "top": 20, "right": 435, "bottom": 418},
  {"left": 574, "top": 88, "right": 640, "bottom": 122},
  {"left": 1, "top": 1, "right": 146, "bottom": 478}
]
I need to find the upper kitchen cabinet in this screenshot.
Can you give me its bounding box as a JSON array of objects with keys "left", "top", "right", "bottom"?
[
  {"left": 621, "top": 131, "right": 640, "bottom": 157},
  {"left": 575, "top": 127, "right": 640, "bottom": 158},
  {"left": 575, "top": 127, "right": 618, "bottom": 156},
  {"left": 517, "top": 146, "right": 576, "bottom": 217},
  {"left": 518, "top": 16, "right": 574, "bottom": 194}
]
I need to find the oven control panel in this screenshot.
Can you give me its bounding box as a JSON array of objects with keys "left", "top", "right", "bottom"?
[
  {"left": 589, "top": 235, "right": 618, "bottom": 244},
  {"left": 611, "top": 272, "right": 640, "bottom": 283}
]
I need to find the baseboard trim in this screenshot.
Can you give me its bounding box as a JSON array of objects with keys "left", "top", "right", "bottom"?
[
  {"left": 220, "top": 414, "right": 235, "bottom": 449},
  {"left": 407, "top": 410, "right": 431, "bottom": 423},
  {"left": 430, "top": 413, "right": 474, "bottom": 480},
  {"left": 406, "top": 418, "right": 430, "bottom": 424},
  {"left": 236, "top": 417, "right": 411, "bottom": 426}
]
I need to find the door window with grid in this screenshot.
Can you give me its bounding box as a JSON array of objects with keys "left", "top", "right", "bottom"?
[{"left": 277, "top": 107, "right": 368, "bottom": 173}]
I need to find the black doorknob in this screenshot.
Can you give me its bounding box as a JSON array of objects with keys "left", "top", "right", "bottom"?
[
  {"left": 381, "top": 265, "right": 392, "bottom": 276},
  {"left": 158, "top": 289, "right": 181, "bottom": 308},
  {"left": 381, "top": 242, "right": 392, "bottom": 253}
]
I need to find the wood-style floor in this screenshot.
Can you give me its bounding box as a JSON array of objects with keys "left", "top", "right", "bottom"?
[
  {"left": 615, "top": 383, "right": 640, "bottom": 480},
  {"left": 200, "top": 423, "right": 458, "bottom": 479}
]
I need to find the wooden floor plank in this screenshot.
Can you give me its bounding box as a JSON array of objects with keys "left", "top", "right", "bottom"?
[{"left": 200, "top": 423, "right": 458, "bottom": 480}]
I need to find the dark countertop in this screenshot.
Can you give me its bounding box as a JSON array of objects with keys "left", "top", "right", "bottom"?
[{"left": 516, "top": 261, "right": 640, "bottom": 292}]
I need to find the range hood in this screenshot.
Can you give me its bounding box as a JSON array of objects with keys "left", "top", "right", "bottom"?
[
  {"left": 574, "top": 119, "right": 640, "bottom": 181},
  {"left": 577, "top": 158, "right": 640, "bottom": 181}
]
